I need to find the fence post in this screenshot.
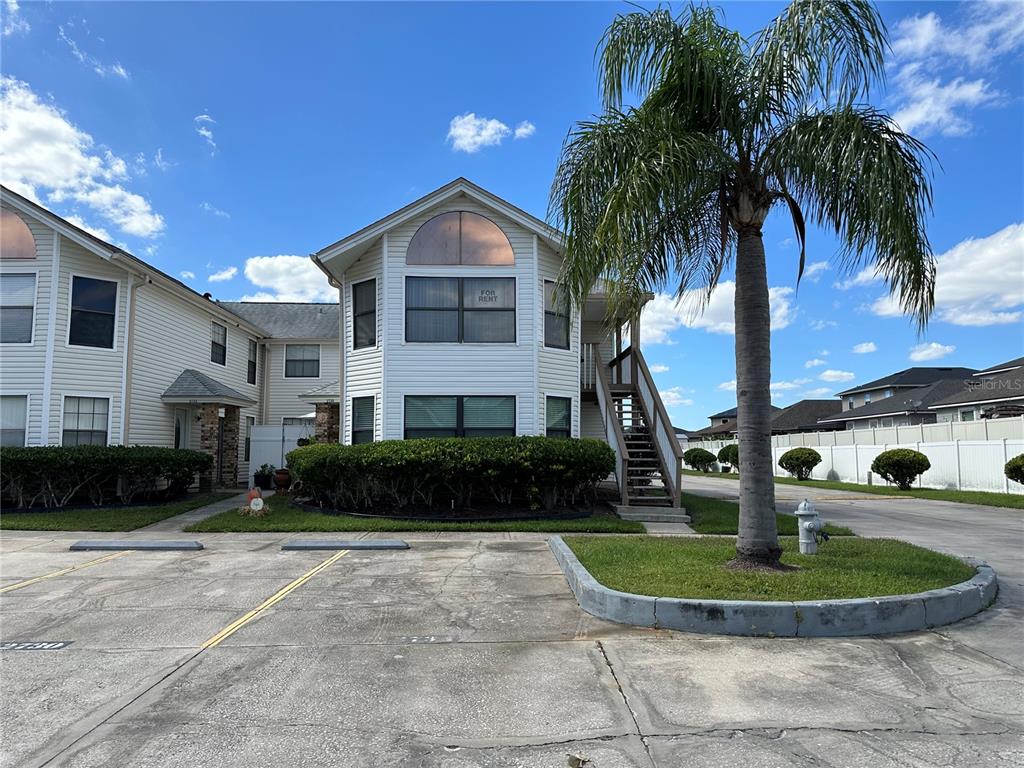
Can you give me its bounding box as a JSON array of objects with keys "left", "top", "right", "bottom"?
[
  {"left": 854, "top": 445, "right": 860, "bottom": 483},
  {"left": 1005, "top": 438, "right": 1010, "bottom": 493},
  {"left": 916, "top": 441, "right": 923, "bottom": 487},
  {"left": 954, "top": 439, "right": 962, "bottom": 491}
]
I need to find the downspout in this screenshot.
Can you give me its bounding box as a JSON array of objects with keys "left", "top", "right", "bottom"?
[
  {"left": 40, "top": 233, "right": 61, "bottom": 445},
  {"left": 259, "top": 342, "right": 269, "bottom": 424}
]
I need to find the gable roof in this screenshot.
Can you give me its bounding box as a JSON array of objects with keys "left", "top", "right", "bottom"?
[
  {"left": 973, "top": 356, "right": 1024, "bottom": 376},
  {"left": 300, "top": 381, "right": 340, "bottom": 402},
  {"left": 219, "top": 302, "right": 339, "bottom": 339},
  {"left": 770, "top": 399, "right": 844, "bottom": 432},
  {"left": 161, "top": 369, "right": 256, "bottom": 407},
  {"left": 819, "top": 379, "right": 972, "bottom": 423},
  {"left": 928, "top": 370, "right": 1024, "bottom": 408},
  {"left": 311, "top": 178, "right": 564, "bottom": 277},
  {"left": 708, "top": 405, "right": 781, "bottom": 421},
  {"left": 835, "top": 367, "right": 978, "bottom": 397},
  {"left": 691, "top": 418, "right": 738, "bottom": 437},
  {"left": 1, "top": 185, "right": 268, "bottom": 337}
]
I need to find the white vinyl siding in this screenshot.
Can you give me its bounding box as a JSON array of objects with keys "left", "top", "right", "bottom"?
[
  {"left": 0, "top": 273, "right": 36, "bottom": 344},
  {"left": 61, "top": 395, "right": 110, "bottom": 445},
  {"left": 537, "top": 240, "right": 580, "bottom": 438},
  {"left": 264, "top": 341, "right": 341, "bottom": 426},
  {"left": 341, "top": 241, "right": 383, "bottom": 444}
]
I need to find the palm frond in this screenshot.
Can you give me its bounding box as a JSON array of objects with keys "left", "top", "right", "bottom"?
[{"left": 762, "top": 105, "right": 936, "bottom": 327}]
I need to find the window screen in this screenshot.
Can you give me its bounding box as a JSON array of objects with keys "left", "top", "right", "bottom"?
[
  {"left": 211, "top": 323, "right": 227, "bottom": 365},
  {"left": 0, "top": 273, "right": 35, "bottom": 343},
  {"left": 404, "top": 395, "right": 514, "bottom": 438},
  {"left": 404, "top": 396, "right": 458, "bottom": 438},
  {"left": 352, "top": 396, "right": 374, "bottom": 444},
  {"left": 544, "top": 281, "right": 570, "bottom": 349},
  {"left": 285, "top": 344, "right": 320, "bottom": 378},
  {"left": 406, "top": 211, "right": 514, "bottom": 266},
  {"left": 353, "top": 279, "right": 376, "bottom": 349},
  {"left": 0, "top": 395, "right": 27, "bottom": 446},
  {"left": 405, "top": 277, "right": 514, "bottom": 343},
  {"left": 546, "top": 396, "right": 571, "bottom": 438},
  {"left": 247, "top": 340, "right": 257, "bottom": 384},
  {"left": 69, "top": 276, "right": 116, "bottom": 348},
  {"left": 463, "top": 396, "right": 515, "bottom": 437},
  {"left": 62, "top": 396, "right": 109, "bottom": 446}
]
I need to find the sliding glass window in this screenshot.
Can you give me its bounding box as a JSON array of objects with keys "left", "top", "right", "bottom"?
[
  {"left": 405, "top": 277, "right": 514, "bottom": 343},
  {"left": 404, "top": 395, "right": 515, "bottom": 438}
]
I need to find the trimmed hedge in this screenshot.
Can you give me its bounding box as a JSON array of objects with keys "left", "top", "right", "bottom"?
[
  {"left": 871, "top": 448, "right": 931, "bottom": 490},
  {"left": 0, "top": 446, "right": 212, "bottom": 508},
  {"left": 717, "top": 444, "right": 739, "bottom": 469},
  {"left": 1006, "top": 454, "right": 1024, "bottom": 485},
  {"left": 778, "top": 447, "right": 822, "bottom": 481},
  {"left": 287, "top": 437, "right": 615, "bottom": 513},
  {"left": 683, "top": 447, "right": 717, "bottom": 473}
]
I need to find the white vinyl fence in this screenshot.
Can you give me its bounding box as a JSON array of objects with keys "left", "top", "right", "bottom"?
[
  {"left": 247, "top": 425, "right": 312, "bottom": 485},
  {"left": 690, "top": 417, "right": 1024, "bottom": 494}
]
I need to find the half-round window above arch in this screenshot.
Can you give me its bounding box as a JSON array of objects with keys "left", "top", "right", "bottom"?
[
  {"left": 0, "top": 209, "right": 37, "bottom": 260},
  {"left": 406, "top": 211, "right": 514, "bottom": 266}
]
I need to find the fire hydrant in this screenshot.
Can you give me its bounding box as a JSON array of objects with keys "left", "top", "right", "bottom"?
[{"left": 794, "top": 499, "right": 828, "bottom": 555}]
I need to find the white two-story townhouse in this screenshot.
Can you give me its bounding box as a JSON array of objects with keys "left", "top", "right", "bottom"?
[
  {"left": 310, "top": 179, "right": 684, "bottom": 507},
  {"left": 0, "top": 186, "right": 326, "bottom": 488}
]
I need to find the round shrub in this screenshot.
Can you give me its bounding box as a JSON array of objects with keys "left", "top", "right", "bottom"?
[
  {"left": 1006, "top": 454, "right": 1024, "bottom": 485},
  {"left": 871, "top": 448, "right": 931, "bottom": 490},
  {"left": 717, "top": 444, "right": 738, "bottom": 470},
  {"left": 287, "top": 436, "right": 615, "bottom": 513},
  {"left": 778, "top": 447, "right": 822, "bottom": 481},
  {"left": 683, "top": 447, "right": 717, "bottom": 473}
]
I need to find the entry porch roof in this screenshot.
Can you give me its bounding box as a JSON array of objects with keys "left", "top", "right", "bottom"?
[{"left": 161, "top": 370, "right": 257, "bottom": 408}]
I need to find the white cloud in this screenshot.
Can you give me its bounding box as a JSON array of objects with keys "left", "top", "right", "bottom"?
[
  {"left": 0, "top": 77, "right": 164, "bottom": 238},
  {"left": 153, "top": 148, "right": 173, "bottom": 171},
  {"left": 194, "top": 114, "right": 216, "bottom": 151},
  {"left": 447, "top": 113, "right": 511, "bottom": 153},
  {"left": 640, "top": 281, "right": 795, "bottom": 343},
  {"left": 180, "top": 270, "right": 196, "bottom": 280},
  {"left": 241, "top": 255, "right": 336, "bottom": 302},
  {"left": 820, "top": 370, "right": 855, "bottom": 383},
  {"left": 909, "top": 342, "right": 956, "bottom": 362},
  {"left": 64, "top": 214, "right": 111, "bottom": 242},
  {"left": 834, "top": 267, "right": 882, "bottom": 290},
  {"left": 802, "top": 387, "right": 834, "bottom": 398},
  {"left": 890, "top": 2, "right": 1024, "bottom": 137},
  {"left": 717, "top": 380, "right": 736, "bottom": 392},
  {"left": 804, "top": 358, "right": 827, "bottom": 368},
  {"left": 870, "top": 223, "right": 1024, "bottom": 326},
  {"left": 513, "top": 120, "right": 536, "bottom": 140},
  {"left": 771, "top": 379, "right": 807, "bottom": 392},
  {"left": 809, "top": 319, "right": 837, "bottom": 331},
  {"left": 58, "top": 25, "right": 129, "bottom": 79},
  {"left": 802, "top": 261, "right": 829, "bottom": 282},
  {"left": 208, "top": 266, "right": 237, "bottom": 283},
  {"left": 3, "top": 0, "right": 29, "bottom": 36},
  {"left": 649, "top": 364, "right": 669, "bottom": 373},
  {"left": 852, "top": 342, "right": 877, "bottom": 354},
  {"left": 659, "top": 387, "right": 693, "bottom": 408},
  {"left": 200, "top": 201, "right": 230, "bottom": 219}
]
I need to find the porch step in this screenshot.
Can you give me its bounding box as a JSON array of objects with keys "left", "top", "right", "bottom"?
[{"left": 614, "top": 506, "right": 691, "bottom": 522}]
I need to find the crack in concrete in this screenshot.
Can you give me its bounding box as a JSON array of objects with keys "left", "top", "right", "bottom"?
[{"left": 596, "top": 640, "right": 658, "bottom": 768}]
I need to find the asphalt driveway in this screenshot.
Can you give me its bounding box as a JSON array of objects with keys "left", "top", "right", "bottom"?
[{"left": 1, "top": 510, "right": 1022, "bottom": 766}]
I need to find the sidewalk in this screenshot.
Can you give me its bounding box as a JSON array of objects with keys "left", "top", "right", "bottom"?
[{"left": 135, "top": 491, "right": 249, "bottom": 533}]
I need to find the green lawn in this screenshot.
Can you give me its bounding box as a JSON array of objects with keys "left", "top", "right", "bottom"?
[
  {"left": 0, "top": 492, "right": 237, "bottom": 532},
  {"left": 681, "top": 469, "right": 1024, "bottom": 509},
  {"left": 683, "top": 492, "right": 854, "bottom": 536},
  {"left": 564, "top": 535, "right": 975, "bottom": 601},
  {"left": 186, "top": 493, "right": 646, "bottom": 533}
]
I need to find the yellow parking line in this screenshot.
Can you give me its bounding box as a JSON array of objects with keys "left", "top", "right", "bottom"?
[
  {"left": 0, "top": 550, "right": 130, "bottom": 594},
  {"left": 201, "top": 550, "right": 349, "bottom": 649}
]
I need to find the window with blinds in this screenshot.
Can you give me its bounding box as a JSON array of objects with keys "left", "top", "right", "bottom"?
[
  {"left": 62, "top": 396, "right": 109, "bottom": 446},
  {"left": 353, "top": 279, "right": 376, "bottom": 349},
  {"left": 404, "top": 395, "right": 515, "bottom": 438},
  {"left": 543, "top": 281, "right": 570, "bottom": 350},
  {"left": 285, "top": 344, "right": 320, "bottom": 378},
  {"left": 0, "top": 273, "right": 35, "bottom": 344},
  {"left": 247, "top": 339, "right": 257, "bottom": 384},
  {"left": 352, "top": 396, "right": 374, "bottom": 444},
  {"left": 546, "top": 396, "right": 571, "bottom": 438},
  {"left": 405, "top": 277, "right": 515, "bottom": 343},
  {"left": 210, "top": 323, "right": 227, "bottom": 365},
  {"left": 0, "top": 395, "right": 27, "bottom": 446},
  {"left": 69, "top": 276, "right": 117, "bottom": 349}
]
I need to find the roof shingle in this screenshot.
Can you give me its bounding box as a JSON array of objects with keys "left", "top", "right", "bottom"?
[
  {"left": 218, "top": 302, "right": 339, "bottom": 339},
  {"left": 161, "top": 369, "right": 256, "bottom": 405}
]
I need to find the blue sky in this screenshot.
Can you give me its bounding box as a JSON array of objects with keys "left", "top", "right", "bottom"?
[{"left": 2, "top": 1, "right": 1022, "bottom": 429}]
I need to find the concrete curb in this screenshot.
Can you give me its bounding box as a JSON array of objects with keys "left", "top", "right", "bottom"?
[{"left": 548, "top": 537, "right": 997, "bottom": 637}]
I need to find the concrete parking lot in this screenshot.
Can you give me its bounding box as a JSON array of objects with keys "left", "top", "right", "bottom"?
[{"left": 1, "top": 521, "right": 1022, "bottom": 766}]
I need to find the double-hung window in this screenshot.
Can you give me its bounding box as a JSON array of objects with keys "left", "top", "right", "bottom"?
[
  {"left": 244, "top": 416, "right": 255, "bottom": 461},
  {"left": 69, "top": 276, "right": 116, "bottom": 348},
  {"left": 405, "top": 277, "right": 514, "bottom": 343},
  {"left": 543, "top": 281, "right": 570, "bottom": 349},
  {"left": 285, "top": 344, "right": 320, "bottom": 378},
  {"left": 0, "top": 274, "right": 35, "bottom": 344},
  {"left": 247, "top": 339, "right": 257, "bottom": 384},
  {"left": 546, "top": 396, "right": 571, "bottom": 438},
  {"left": 0, "top": 395, "right": 27, "bottom": 446},
  {"left": 404, "top": 395, "right": 515, "bottom": 438},
  {"left": 62, "top": 396, "right": 109, "bottom": 446},
  {"left": 211, "top": 323, "right": 227, "bottom": 365},
  {"left": 352, "top": 396, "right": 374, "bottom": 444},
  {"left": 353, "top": 279, "right": 376, "bottom": 349}
]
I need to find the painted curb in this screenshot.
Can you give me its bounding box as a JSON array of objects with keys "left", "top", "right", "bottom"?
[
  {"left": 548, "top": 536, "right": 998, "bottom": 638},
  {"left": 69, "top": 540, "right": 204, "bottom": 551}
]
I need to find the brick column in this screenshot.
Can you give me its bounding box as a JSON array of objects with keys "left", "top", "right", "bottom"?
[
  {"left": 315, "top": 402, "right": 340, "bottom": 443},
  {"left": 221, "top": 405, "right": 240, "bottom": 487},
  {"left": 197, "top": 404, "right": 220, "bottom": 492}
]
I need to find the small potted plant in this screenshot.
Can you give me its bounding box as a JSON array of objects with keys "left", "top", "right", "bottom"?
[
  {"left": 253, "top": 463, "right": 275, "bottom": 491},
  {"left": 273, "top": 465, "right": 292, "bottom": 490}
]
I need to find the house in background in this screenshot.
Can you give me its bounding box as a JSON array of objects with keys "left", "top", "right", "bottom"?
[
  {"left": 818, "top": 378, "right": 977, "bottom": 430},
  {"left": 768, "top": 399, "right": 844, "bottom": 433},
  {"left": 929, "top": 356, "right": 1024, "bottom": 422},
  {"left": 834, "top": 366, "right": 977, "bottom": 412}
]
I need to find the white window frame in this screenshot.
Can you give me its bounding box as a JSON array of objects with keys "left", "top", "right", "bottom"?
[
  {"left": 65, "top": 271, "right": 120, "bottom": 351},
  {"left": 0, "top": 269, "right": 39, "bottom": 346},
  {"left": 543, "top": 391, "right": 575, "bottom": 438},
  {"left": 210, "top": 322, "right": 228, "bottom": 366},
  {"left": 246, "top": 338, "right": 258, "bottom": 385},
  {"left": 0, "top": 392, "right": 30, "bottom": 447},
  {"left": 401, "top": 272, "right": 519, "bottom": 346},
  {"left": 283, "top": 343, "right": 322, "bottom": 380},
  {"left": 351, "top": 278, "right": 378, "bottom": 351},
  {"left": 402, "top": 393, "right": 518, "bottom": 438},
  {"left": 58, "top": 392, "right": 113, "bottom": 447}
]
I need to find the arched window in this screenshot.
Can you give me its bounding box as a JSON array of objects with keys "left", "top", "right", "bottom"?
[
  {"left": 0, "top": 209, "right": 37, "bottom": 260},
  {"left": 406, "top": 211, "right": 514, "bottom": 266}
]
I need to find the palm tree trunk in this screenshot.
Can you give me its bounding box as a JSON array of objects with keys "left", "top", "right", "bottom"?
[{"left": 733, "top": 227, "right": 781, "bottom": 566}]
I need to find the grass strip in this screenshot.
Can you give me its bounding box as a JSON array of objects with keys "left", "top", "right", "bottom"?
[
  {"left": 0, "top": 492, "right": 238, "bottom": 532},
  {"left": 683, "top": 492, "right": 854, "bottom": 536}
]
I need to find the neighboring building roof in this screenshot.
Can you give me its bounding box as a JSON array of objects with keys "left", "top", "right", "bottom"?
[
  {"left": 707, "top": 405, "right": 781, "bottom": 421},
  {"left": 219, "top": 302, "right": 340, "bottom": 339},
  {"left": 691, "top": 418, "right": 738, "bottom": 437},
  {"left": 300, "top": 381, "right": 340, "bottom": 403},
  {"left": 161, "top": 369, "right": 256, "bottom": 407},
  {"left": 770, "top": 399, "right": 844, "bottom": 432},
  {"left": 973, "top": 356, "right": 1024, "bottom": 376},
  {"left": 836, "top": 367, "right": 978, "bottom": 397},
  {"left": 928, "top": 370, "right": 1024, "bottom": 409},
  {"left": 819, "top": 379, "right": 972, "bottom": 423}
]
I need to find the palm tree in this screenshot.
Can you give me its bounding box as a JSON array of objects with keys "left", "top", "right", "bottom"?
[{"left": 550, "top": 0, "right": 936, "bottom": 567}]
